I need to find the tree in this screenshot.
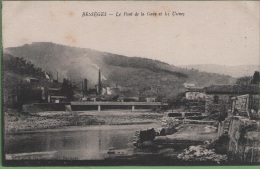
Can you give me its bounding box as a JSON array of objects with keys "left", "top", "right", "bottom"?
[
  {"left": 236, "top": 76, "right": 252, "bottom": 86},
  {"left": 3, "top": 55, "right": 45, "bottom": 79},
  {"left": 251, "top": 71, "right": 260, "bottom": 85},
  {"left": 168, "top": 92, "right": 186, "bottom": 109}
]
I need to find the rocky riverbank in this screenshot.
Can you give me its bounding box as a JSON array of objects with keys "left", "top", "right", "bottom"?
[{"left": 4, "top": 109, "right": 163, "bottom": 133}]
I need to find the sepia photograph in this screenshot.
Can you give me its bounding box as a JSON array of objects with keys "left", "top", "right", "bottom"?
[{"left": 2, "top": 1, "right": 260, "bottom": 166}]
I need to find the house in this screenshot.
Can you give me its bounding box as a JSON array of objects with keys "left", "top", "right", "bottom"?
[
  {"left": 204, "top": 85, "right": 260, "bottom": 114},
  {"left": 25, "top": 77, "right": 39, "bottom": 83},
  {"left": 101, "top": 87, "right": 120, "bottom": 96},
  {"left": 185, "top": 87, "right": 205, "bottom": 101},
  {"left": 183, "top": 83, "right": 196, "bottom": 88},
  {"left": 49, "top": 96, "right": 67, "bottom": 103},
  {"left": 146, "top": 97, "right": 156, "bottom": 102}
]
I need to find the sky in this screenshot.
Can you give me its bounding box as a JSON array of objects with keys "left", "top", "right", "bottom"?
[{"left": 2, "top": 1, "right": 260, "bottom": 66}]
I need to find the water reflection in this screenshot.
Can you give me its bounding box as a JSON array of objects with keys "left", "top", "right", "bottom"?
[{"left": 5, "top": 124, "right": 158, "bottom": 160}]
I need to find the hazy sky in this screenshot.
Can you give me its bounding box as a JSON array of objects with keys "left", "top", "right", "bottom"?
[{"left": 3, "top": 1, "right": 260, "bottom": 66}]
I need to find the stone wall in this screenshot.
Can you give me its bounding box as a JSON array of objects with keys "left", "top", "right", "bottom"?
[
  {"left": 231, "top": 94, "right": 260, "bottom": 119},
  {"left": 205, "top": 94, "right": 232, "bottom": 114},
  {"left": 218, "top": 116, "right": 260, "bottom": 163},
  {"left": 217, "top": 118, "right": 231, "bottom": 137},
  {"left": 185, "top": 101, "right": 205, "bottom": 113}
]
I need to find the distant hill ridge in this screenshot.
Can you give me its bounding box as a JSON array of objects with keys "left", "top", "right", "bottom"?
[
  {"left": 4, "top": 42, "right": 236, "bottom": 98},
  {"left": 179, "top": 64, "right": 259, "bottom": 78}
]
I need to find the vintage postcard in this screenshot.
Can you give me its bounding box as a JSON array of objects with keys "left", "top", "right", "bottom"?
[{"left": 2, "top": 1, "right": 260, "bottom": 166}]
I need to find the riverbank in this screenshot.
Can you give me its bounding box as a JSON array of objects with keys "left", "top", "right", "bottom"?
[
  {"left": 4, "top": 109, "right": 163, "bottom": 133},
  {"left": 5, "top": 109, "right": 225, "bottom": 163}
]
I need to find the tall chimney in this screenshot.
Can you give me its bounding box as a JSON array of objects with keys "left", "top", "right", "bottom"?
[
  {"left": 84, "top": 78, "right": 88, "bottom": 94},
  {"left": 81, "top": 81, "right": 84, "bottom": 94},
  {"left": 57, "top": 72, "right": 59, "bottom": 82},
  {"left": 98, "top": 69, "right": 102, "bottom": 95},
  {"left": 95, "top": 85, "right": 98, "bottom": 95}
]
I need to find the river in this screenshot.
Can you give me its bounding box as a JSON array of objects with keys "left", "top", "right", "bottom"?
[{"left": 5, "top": 123, "right": 161, "bottom": 160}]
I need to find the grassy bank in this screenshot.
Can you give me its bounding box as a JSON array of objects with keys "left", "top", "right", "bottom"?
[{"left": 4, "top": 109, "right": 163, "bottom": 133}]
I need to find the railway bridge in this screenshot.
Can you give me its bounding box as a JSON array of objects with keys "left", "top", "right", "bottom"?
[{"left": 70, "top": 101, "right": 168, "bottom": 111}]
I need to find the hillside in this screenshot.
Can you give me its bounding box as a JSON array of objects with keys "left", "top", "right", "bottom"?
[
  {"left": 4, "top": 42, "right": 236, "bottom": 98},
  {"left": 179, "top": 64, "right": 259, "bottom": 78},
  {"left": 2, "top": 52, "right": 62, "bottom": 108},
  {"left": 2, "top": 53, "right": 46, "bottom": 79}
]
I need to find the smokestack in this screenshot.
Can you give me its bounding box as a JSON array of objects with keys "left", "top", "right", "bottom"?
[
  {"left": 95, "top": 85, "right": 98, "bottom": 95},
  {"left": 98, "top": 69, "right": 102, "bottom": 95},
  {"left": 81, "top": 81, "right": 84, "bottom": 94},
  {"left": 84, "top": 79, "right": 88, "bottom": 94},
  {"left": 57, "top": 72, "right": 59, "bottom": 82}
]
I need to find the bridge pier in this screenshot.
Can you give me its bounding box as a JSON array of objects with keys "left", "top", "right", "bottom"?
[
  {"left": 132, "top": 105, "right": 135, "bottom": 111},
  {"left": 98, "top": 105, "right": 101, "bottom": 111},
  {"left": 65, "top": 105, "right": 72, "bottom": 111}
]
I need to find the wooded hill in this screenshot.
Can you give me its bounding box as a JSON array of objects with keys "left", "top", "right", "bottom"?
[{"left": 4, "top": 42, "right": 236, "bottom": 98}]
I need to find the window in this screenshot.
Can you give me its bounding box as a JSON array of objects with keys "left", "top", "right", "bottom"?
[{"left": 213, "top": 95, "right": 219, "bottom": 104}]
